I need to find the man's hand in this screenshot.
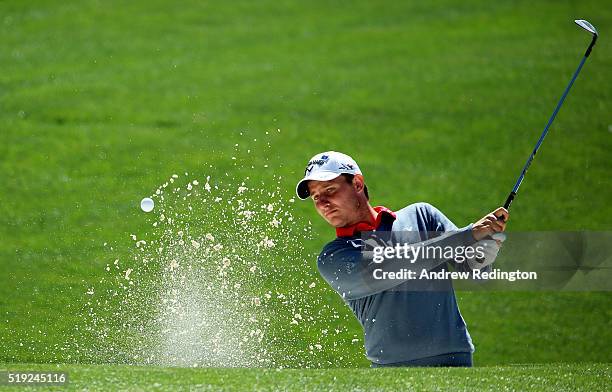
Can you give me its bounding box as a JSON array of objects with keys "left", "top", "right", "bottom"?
[
  {"left": 472, "top": 207, "right": 509, "bottom": 241},
  {"left": 467, "top": 237, "right": 505, "bottom": 270}
]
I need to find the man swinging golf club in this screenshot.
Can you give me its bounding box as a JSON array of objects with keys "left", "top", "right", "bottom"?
[
  {"left": 296, "top": 151, "right": 509, "bottom": 367},
  {"left": 294, "top": 19, "right": 597, "bottom": 367}
]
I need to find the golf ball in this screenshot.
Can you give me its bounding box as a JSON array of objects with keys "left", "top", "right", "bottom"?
[{"left": 140, "top": 197, "right": 154, "bottom": 213}]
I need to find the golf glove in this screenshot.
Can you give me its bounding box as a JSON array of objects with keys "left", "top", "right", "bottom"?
[{"left": 467, "top": 233, "right": 507, "bottom": 270}]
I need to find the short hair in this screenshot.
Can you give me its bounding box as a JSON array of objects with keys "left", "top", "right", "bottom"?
[{"left": 341, "top": 174, "right": 369, "bottom": 200}]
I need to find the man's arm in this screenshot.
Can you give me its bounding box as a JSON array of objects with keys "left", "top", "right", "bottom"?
[
  {"left": 317, "top": 226, "right": 476, "bottom": 300},
  {"left": 317, "top": 205, "right": 509, "bottom": 300},
  {"left": 427, "top": 204, "right": 506, "bottom": 273}
]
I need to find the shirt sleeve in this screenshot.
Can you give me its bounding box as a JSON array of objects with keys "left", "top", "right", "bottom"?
[
  {"left": 423, "top": 203, "right": 494, "bottom": 274},
  {"left": 317, "top": 225, "right": 477, "bottom": 300}
]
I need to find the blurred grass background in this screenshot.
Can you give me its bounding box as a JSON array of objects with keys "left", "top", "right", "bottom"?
[{"left": 1, "top": 0, "right": 610, "bottom": 367}]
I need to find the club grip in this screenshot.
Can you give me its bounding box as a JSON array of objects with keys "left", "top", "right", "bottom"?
[
  {"left": 503, "top": 191, "right": 516, "bottom": 211},
  {"left": 497, "top": 191, "right": 516, "bottom": 222}
]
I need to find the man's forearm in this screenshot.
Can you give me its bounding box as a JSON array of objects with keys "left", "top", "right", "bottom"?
[{"left": 318, "top": 226, "right": 479, "bottom": 300}]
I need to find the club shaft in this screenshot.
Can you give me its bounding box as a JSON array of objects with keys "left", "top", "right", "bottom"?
[{"left": 503, "top": 54, "right": 589, "bottom": 211}]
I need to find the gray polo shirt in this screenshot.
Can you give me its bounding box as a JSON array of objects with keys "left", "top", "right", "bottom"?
[{"left": 317, "top": 202, "right": 480, "bottom": 365}]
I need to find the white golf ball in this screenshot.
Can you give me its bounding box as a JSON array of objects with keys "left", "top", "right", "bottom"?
[{"left": 140, "top": 197, "right": 154, "bottom": 213}]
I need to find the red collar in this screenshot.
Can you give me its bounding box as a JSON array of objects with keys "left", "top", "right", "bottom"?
[{"left": 335, "top": 206, "right": 396, "bottom": 237}]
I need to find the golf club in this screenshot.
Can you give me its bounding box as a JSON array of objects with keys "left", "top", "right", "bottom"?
[{"left": 499, "top": 19, "right": 598, "bottom": 218}]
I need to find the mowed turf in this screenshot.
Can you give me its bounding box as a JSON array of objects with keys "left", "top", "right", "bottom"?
[
  {"left": 0, "top": 363, "right": 610, "bottom": 392},
  {"left": 0, "top": 0, "right": 611, "bottom": 375}
]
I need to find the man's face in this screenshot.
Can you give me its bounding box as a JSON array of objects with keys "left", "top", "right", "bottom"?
[{"left": 307, "top": 176, "right": 361, "bottom": 227}]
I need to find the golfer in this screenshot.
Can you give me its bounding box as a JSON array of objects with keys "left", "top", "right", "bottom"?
[{"left": 296, "top": 151, "right": 509, "bottom": 367}]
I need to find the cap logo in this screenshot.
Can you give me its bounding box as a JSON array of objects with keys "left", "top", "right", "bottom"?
[
  {"left": 304, "top": 155, "right": 330, "bottom": 175},
  {"left": 338, "top": 163, "right": 354, "bottom": 170},
  {"left": 307, "top": 157, "right": 329, "bottom": 167}
]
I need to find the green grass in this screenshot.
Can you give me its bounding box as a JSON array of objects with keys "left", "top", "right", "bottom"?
[
  {"left": 1, "top": 363, "right": 610, "bottom": 391},
  {"left": 1, "top": 0, "right": 611, "bottom": 385}
]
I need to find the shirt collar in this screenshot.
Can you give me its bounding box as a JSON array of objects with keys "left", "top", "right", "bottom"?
[{"left": 335, "top": 206, "right": 396, "bottom": 237}]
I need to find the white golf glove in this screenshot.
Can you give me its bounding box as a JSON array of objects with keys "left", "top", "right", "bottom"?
[{"left": 467, "top": 233, "right": 507, "bottom": 270}]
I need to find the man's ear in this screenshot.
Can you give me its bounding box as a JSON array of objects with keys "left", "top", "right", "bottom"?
[{"left": 353, "top": 174, "right": 365, "bottom": 193}]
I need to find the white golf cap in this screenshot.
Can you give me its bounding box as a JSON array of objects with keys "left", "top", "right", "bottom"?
[{"left": 295, "top": 151, "right": 362, "bottom": 200}]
